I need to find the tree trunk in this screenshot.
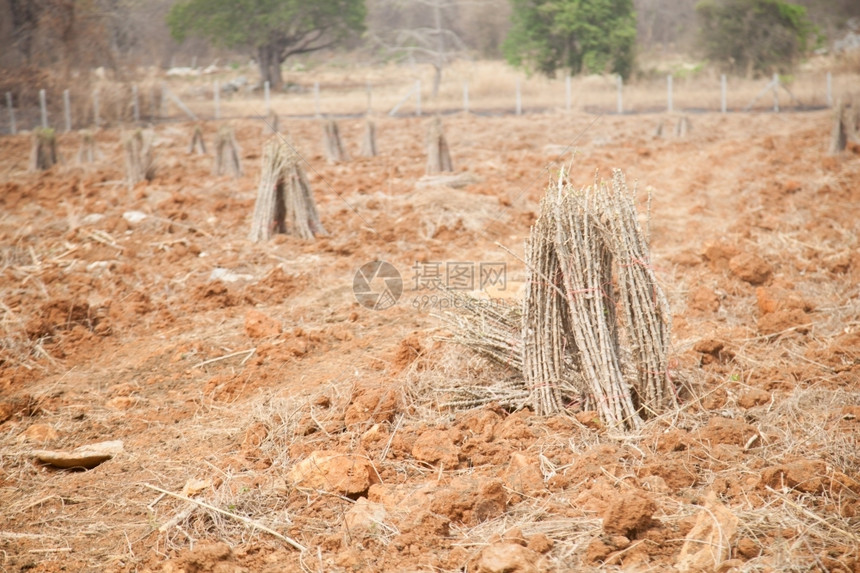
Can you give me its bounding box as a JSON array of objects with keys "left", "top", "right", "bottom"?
[{"left": 257, "top": 44, "right": 283, "bottom": 90}]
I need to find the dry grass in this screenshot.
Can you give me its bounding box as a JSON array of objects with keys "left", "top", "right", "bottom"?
[{"left": 157, "top": 60, "right": 860, "bottom": 121}]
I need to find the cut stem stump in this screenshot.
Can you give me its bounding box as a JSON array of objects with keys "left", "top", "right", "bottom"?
[
  {"left": 426, "top": 117, "right": 453, "bottom": 174},
  {"left": 29, "top": 128, "right": 58, "bottom": 171},
  {"left": 249, "top": 138, "right": 326, "bottom": 242},
  {"left": 213, "top": 125, "right": 242, "bottom": 178}
]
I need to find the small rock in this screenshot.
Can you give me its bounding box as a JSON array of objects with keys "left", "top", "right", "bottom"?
[
  {"left": 477, "top": 543, "right": 539, "bottom": 573},
  {"left": 33, "top": 440, "right": 123, "bottom": 469},
  {"left": 244, "top": 309, "right": 281, "bottom": 339},
  {"left": 122, "top": 210, "right": 147, "bottom": 224}
]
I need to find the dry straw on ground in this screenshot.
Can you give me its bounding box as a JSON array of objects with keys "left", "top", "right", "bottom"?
[
  {"left": 440, "top": 170, "right": 676, "bottom": 430},
  {"left": 426, "top": 116, "right": 453, "bottom": 174},
  {"left": 213, "top": 125, "right": 243, "bottom": 178},
  {"left": 322, "top": 119, "right": 349, "bottom": 163},
  {"left": 29, "top": 128, "right": 58, "bottom": 171},
  {"left": 123, "top": 128, "right": 155, "bottom": 184},
  {"left": 249, "top": 138, "right": 326, "bottom": 242}
]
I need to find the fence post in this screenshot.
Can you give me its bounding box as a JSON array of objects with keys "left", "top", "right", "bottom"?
[
  {"left": 565, "top": 75, "right": 571, "bottom": 112},
  {"left": 667, "top": 75, "right": 673, "bottom": 113},
  {"left": 132, "top": 85, "right": 140, "bottom": 123},
  {"left": 93, "top": 90, "right": 100, "bottom": 128},
  {"left": 415, "top": 80, "right": 421, "bottom": 116},
  {"left": 63, "top": 89, "right": 71, "bottom": 132},
  {"left": 314, "top": 81, "right": 321, "bottom": 118},
  {"left": 264, "top": 81, "right": 270, "bottom": 115},
  {"left": 463, "top": 82, "right": 469, "bottom": 114},
  {"left": 826, "top": 71, "right": 832, "bottom": 107},
  {"left": 39, "top": 89, "right": 48, "bottom": 128},
  {"left": 616, "top": 75, "right": 623, "bottom": 114},
  {"left": 214, "top": 81, "right": 220, "bottom": 120},
  {"left": 366, "top": 81, "right": 372, "bottom": 114},
  {"left": 6, "top": 92, "right": 15, "bottom": 135},
  {"left": 721, "top": 74, "right": 727, "bottom": 114},
  {"left": 772, "top": 73, "right": 779, "bottom": 113}
]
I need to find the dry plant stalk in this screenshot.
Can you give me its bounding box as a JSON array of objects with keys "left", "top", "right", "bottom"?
[
  {"left": 426, "top": 117, "right": 453, "bottom": 174},
  {"left": 249, "top": 138, "right": 326, "bottom": 242},
  {"left": 261, "top": 111, "right": 279, "bottom": 136},
  {"left": 828, "top": 98, "right": 858, "bottom": 154},
  {"left": 674, "top": 116, "right": 691, "bottom": 137},
  {"left": 213, "top": 125, "right": 243, "bottom": 177},
  {"left": 123, "top": 128, "right": 155, "bottom": 184},
  {"left": 29, "top": 128, "right": 58, "bottom": 171},
  {"left": 522, "top": 207, "right": 572, "bottom": 415},
  {"left": 322, "top": 119, "right": 349, "bottom": 163},
  {"left": 360, "top": 119, "right": 377, "bottom": 157},
  {"left": 76, "top": 130, "right": 100, "bottom": 164},
  {"left": 188, "top": 125, "right": 206, "bottom": 155},
  {"left": 440, "top": 170, "right": 676, "bottom": 430}
]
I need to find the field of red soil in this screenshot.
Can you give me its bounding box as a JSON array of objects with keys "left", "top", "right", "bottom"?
[{"left": 1, "top": 109, "right": 858, "bottom": 572}]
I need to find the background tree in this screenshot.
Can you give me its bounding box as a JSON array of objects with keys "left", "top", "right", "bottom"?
[
  {"left": 367, "top": 0, "right": 509, "bottom": 97},
  {"left": 503, "top": 0, "right": 637, "bottom": 79},
  {"left": 167, "top": 0, "right": 366, "bottom": 89},
  {"left": 696, "top": 0, "right": 817, "bottom": 77}
]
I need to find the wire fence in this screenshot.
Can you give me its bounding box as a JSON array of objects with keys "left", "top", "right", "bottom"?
[{"left": 3, "top": 68, "right": 853, "bottom": 135}]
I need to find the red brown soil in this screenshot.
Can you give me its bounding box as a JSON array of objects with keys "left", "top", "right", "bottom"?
[{"left": 0, "top": 110, "right": 858, "bottom": 572}]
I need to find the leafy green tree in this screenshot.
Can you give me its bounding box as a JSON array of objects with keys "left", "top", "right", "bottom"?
[
  {"left": 696, "top": 0, "right": 816, "bottom": 77},
  {"left": 503, "top": 0, "right": 637, "bottom": 80},
  {"left": 167, "top": 0, "right": 366, "bottom": 89}
]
